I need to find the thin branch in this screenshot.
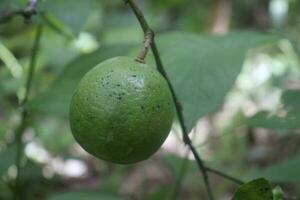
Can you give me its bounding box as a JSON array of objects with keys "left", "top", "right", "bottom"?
[
  {"left": 14, "top": 24, "right": 43, "bottom": 200},
  {"left": 123, "top": 0, "right": 214, "bottom": 199},
  {"left": 205, "top": 167, "right": 244, "bottom": 185},
  {"left": 21, "top": 25, "right": 42, "bottom": 105},
  {"left": 0, "top": 0, "right": 38, "bottom": 24}
]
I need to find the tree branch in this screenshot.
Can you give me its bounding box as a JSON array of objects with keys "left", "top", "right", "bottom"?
[
  {"left": 123, "top": 0, "right": 214, "bottom": 199},
  {"left": 14, "top": 24, "right": 43, "bottom": 200},
  {"left": 0, "top": 0, "right": 38, "bottom": 24}
]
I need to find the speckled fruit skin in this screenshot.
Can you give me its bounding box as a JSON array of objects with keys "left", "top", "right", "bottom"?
[{"left": 69, "top": 57, "right": 174, "bottom": 164}]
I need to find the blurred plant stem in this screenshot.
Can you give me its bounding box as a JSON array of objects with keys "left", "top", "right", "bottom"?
[
  {"left": 123, "top": 0, "right": 215, "bottom": 199},
  {"left": 0, "top": 0, "right": 38, "bottom": 24},
  {"left": 14, "top": 24, "right": 43, "bottom": 200}
]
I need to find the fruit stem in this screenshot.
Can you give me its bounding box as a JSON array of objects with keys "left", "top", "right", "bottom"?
[
  {"left": 135, "top": 30, "right": 153, "bottom": 63},
  {"left": 14, "top": 24, "right": 43, "bottom": 200}
]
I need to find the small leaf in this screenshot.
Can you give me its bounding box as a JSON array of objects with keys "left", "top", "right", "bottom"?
[{"left": 232, "top": 178, "right": 273, "bottom": 200}]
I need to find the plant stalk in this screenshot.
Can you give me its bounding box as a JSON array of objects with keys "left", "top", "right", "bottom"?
[{"left": 14, "top": 24, "right": 43, "bottom": 200}]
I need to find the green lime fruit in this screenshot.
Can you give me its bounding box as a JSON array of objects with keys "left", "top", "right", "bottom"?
[{"left": 69, "top": 57, "right": 174, "bottom": 164}]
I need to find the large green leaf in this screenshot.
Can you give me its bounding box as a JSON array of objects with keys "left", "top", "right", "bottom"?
[
  {"left": 26, "top": 44, "right": 136, "bottom": 117},
  {"left": 259, "top": 154, "right": 300, "bottom": 183},
  {"left": 248, "top": 90, "right": 300, "bottom": 130},
  {"left": 48, "top": 190, "right": 126, "bottom": 200},
  {"left": 232, "top": 178, "right": 273, "bottom": 200},
  {"left": 40, "top": 0, "right": 98, "bottom": 35},
  {"left": 157, "top": 31, "right": 277, "bottom": 131}
]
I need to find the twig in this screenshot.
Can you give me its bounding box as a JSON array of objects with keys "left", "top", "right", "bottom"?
[
  {"left": 205, "top": 167, "right": 244, "bottom": 185},
  {"left": 123, "top": 0, "right": 214, "bottom": 199},
  {"left": 14, "top": 24, "right": 43, "bottom": 200},
  {"left": 0, "top": 0, "right": 38, "bottom": 24}
]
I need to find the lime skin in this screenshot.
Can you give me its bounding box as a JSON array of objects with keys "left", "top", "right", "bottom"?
[{"left": 69, "top": 57, "right": 174, "bottom": 164}]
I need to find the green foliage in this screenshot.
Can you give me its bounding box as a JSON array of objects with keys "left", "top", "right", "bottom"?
[
  {"left": 232, "top": 178, "right": 273, "bottom": 200},
  {"left": 259, "top": 154, "right": 300, "bottom": 183},
  {"left": 39, "top": 0, "right": 98, "bottom": 36},
  {"left": 157, "top": 31, "right": 277, "bottom": 131},
  {"left": 247, "top": 111, "right": 300, "bottom": 130},
  {"left": 248, "top": 90, "right": 300, "bottom": 130},
  {"left": 0, "top": 0, "right": 25, "bottom": 10}
]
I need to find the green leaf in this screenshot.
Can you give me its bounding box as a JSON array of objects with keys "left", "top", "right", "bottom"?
[
  {"left": 232, "top": 178, "right": 273, "bottom": 200},
  {"left": 259, "top": 154, "right": 300, "bottom": 183},
  {"left": 48, "top": 190, "right": 126, "bottom": 200},
  {"left": 248, "top": 90, "right": 300, "bottom": 130},
  {"left": 0, "top": 145, "right": 17, "bottom": 176},
  {"left": 39, "top": 13, "right": 73, "bottom": 39},
  {"left": 157, "top": 31, "right": 277, "bottom": 131},
  {"left": 0, "top": 41, "right": 23, "bottom": 79},
  {"left": 40, "top": 0, "right": 98, "bottom": 35},
  {"left": 26, "top": 44, "right": 136, "bottom": 117},
  {"left": 282, "top": 90, "right": 300, "bottom": 112},
  {"left": 247, "top": 111, "right": 300, "bottom": 130}
]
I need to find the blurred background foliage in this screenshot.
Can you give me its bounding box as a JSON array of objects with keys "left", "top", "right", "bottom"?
[{"left": 0, "top": 0, "right": 300, "bottom": 199}]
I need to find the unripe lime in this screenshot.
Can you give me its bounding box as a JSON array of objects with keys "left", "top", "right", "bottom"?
[{"left": 69, "top": 57, "right": 174, "bottom": 164}]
